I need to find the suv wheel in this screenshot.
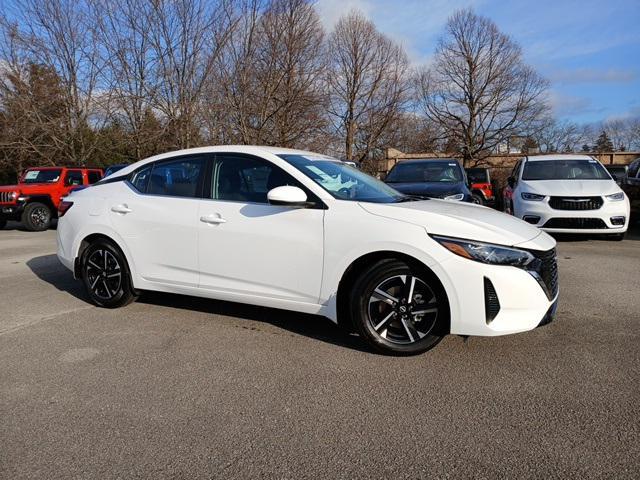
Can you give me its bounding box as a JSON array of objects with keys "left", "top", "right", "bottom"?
[
  {"left": 350, "top": 259, "right": 445, "bottom": 355},
  {"left": 81, "top": 239, "right": 138, "bottom": 308},
  {"left": 471, "top": 193, "right": 485, "bottom": 205},
  {"left": 22, "top": 202, "right": 52, "bottom": 231}
]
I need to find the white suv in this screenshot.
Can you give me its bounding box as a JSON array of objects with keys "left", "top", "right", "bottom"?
[
  {"left": 57, "top": 146, "right": 558, "bottom": 355},
  {"left": 506, "top": 154, "right": 630, "bottom": 240}
]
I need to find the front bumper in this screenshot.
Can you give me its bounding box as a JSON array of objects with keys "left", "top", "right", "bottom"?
[
  {"left": 430, "top": 250, "right": 558, "bottom": 337},
  {"left": 517, "top": 197, "right": 630, "bottom": 234},
  {"left": 0, "top": 201, "right": 26, "bottom": 220}
]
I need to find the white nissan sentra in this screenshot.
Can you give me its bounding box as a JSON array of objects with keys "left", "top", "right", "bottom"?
[
  {"left": 57, "top": 146, "right": 558, "bottom": 355},
  {"left": 506, "top": 154, "right": 630, "bottom": 239}
]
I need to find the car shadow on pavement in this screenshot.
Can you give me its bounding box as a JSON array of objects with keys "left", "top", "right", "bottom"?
[
  {"left": 26, "top": 254, "right": 370, "bottom": 354},
  {"left": 138, "top": 291, "right": 371, "bottom": 353}
]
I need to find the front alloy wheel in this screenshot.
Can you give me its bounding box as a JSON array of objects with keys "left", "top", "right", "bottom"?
[
  {"left": 368, "top": 275, "right": 438, "bottom": 344},
  {"left": 351, "top": 259, "right": 445, "bottom": 355}
]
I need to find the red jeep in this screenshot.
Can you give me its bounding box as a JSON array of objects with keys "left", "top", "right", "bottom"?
[
  {"left": 465, "top": 167, "right": 495, "bottom": 206},
  {"left": 0, "top": 166, "right": 103, "bottom": 231}
]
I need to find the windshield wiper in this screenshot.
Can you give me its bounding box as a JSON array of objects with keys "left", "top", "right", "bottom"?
[{"left": 395, "top": 195, "right": 424, "bottom": 202}]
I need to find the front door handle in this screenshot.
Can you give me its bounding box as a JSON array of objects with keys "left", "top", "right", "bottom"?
[
  {"left": 111, "top": 204, "right": 132, "bottom": 214},
  {"left": 200, "top": 214, "right": 227, "bottom": 225}
]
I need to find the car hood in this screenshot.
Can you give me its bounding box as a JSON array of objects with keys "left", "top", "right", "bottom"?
[
  {"left": 0, "top": 183, "right": 54, "bottom": 194},
  {"left": 386, "top": 181, "right": 467, "bottom": 197},
  {"left": 519, "top": 179, "right": 621, "bottom": 196},
  {"left": 360, "top": 199, "right": 554, "bottom": 248}
]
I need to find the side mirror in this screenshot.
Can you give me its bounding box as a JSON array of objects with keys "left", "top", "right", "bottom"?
[
  {"left": 267, "top": 186, "right": 308, "bottom": 207},
  {"left": 507, "top": 176, "right": 515, "bottom": 188}
]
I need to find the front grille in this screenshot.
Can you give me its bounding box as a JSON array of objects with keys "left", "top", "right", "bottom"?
[
  {"left": 483, "top": 277, "right": 500, "bottom": 323},
  {"left": 549, "top": 196, "right": 602, "bottom": 210},
  {"left": 543, "top": 218, "right": 608, "bottom": 229},
  {"left": 527, "top": 248, "right": 559, "bottom": 300},
  {"left": 0, "top": 191, "right": 15, "bottom": 204}
]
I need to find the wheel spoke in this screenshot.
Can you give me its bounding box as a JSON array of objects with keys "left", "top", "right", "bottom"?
[
  {"left": 90, "top": 276, "right": 101, "bottom": 289},
  {"left": 88, "top": 260, "right": 102, "bottom": 271},
  {"left": 107, "top": 272, "right": 121, "bottom": 279},
  {"left": 374, "top": 311, "right": 395, "bottom": 331},
  {"left": 372, "top": 288, "right": 398, "bottom": 306},
  {"left": 405, "top": 275, "right": 416, "bottom": 303},
  {"left": 102, "top": 279, "right": 112, "bottom": 297},
  {"left": 411, "top": 307, "right": 438, "bottom": 316},
  {"left": 400, "top": 317, "right": 423, "bottom": 342}
]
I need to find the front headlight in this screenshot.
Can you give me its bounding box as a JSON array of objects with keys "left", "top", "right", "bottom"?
[
  {"left": 431, "top": 235, "right": 535, "bottom": 267},
  {"left": 605, "top": 192, "right": 625, "bottom": 201},
  {"left": 444, "top": 193, "right": 464, "bottom": 201},
  {"left": 9, "top": 191, "right": 18, "bottom": 201},
  {"left": 521, "top": 192, "right": 545, "bottom": 201}
]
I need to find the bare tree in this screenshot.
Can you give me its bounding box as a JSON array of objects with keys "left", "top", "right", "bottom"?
[
  {"left": 326, "top": 10, "right": 409, "bottom": 164},
  {"left": 93, "top": 0, "right": 163, "bottom": 161},
  {"left": 145, "top": 0, "right": 235, "bottom": 149},
  {"left": 603, "top": 117, "right": 640, "bottom": 151},
  {"left": 3, "top": 0, "right": 105, "bottom": 165},
  {"left": 211, "top": 0, "right": 327, "bottom": 147},
  {"left": 531, "top": 117, "right": 591, "bottom": 153},
  {"left": 417, "top": 9, "right": 548, "bottom": 166}
]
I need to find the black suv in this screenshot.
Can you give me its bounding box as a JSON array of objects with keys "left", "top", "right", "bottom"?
[{"left": 384, "top": 159, "right": 472, "bottom": 202}]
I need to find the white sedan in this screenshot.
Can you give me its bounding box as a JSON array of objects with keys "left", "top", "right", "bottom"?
[{"left": 57, "top": 146, "right": 558, "bottom": 355}]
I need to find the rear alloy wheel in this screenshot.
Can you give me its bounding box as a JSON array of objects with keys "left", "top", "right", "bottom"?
[
  {"left": 22, "top": 202, "right": 52, "bottom": 231},
  {"left": 81, "top": 239, "right": 138, "bottom": 308},
  {"left": 351, "top": 259, "right": 445, "bottom": 355},
  {"left": 471, "top": 194, "right": 485, "bottom": 205}
]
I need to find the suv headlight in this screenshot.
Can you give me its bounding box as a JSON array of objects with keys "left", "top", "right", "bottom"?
[
  {"left": 521, "top": 192, "right": 545, "bottom": 201},
  {"left": 605, "top": 192, "right": 625, "bottom": 201},
  {"left": 444, "top": 193, "right": 464, "bottom": 201},
  {"left": 431, "top": 235, "right": 535, "bottom": 267},
  {"left": 9, "top": 191, "right": 17, "bottom": 201}
]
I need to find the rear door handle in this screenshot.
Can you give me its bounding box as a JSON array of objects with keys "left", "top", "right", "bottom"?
[
  {"left": 200, "top": 214, "right": 226, "bottom": 225},
  {"left": 111, "top": 204, "right": 132, "bottom": 214}
]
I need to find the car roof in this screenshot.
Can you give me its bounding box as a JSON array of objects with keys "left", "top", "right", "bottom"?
[
  {"left": 525, "top": 154, "right": 595, "bottom": 162},
  {"left": 394, "top": 158, "right": 460, "bottom": 165}
]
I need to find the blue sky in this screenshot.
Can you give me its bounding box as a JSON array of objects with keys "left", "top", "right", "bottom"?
[{"left": 316, "top": 0, "right": 640, "bottom": 123}]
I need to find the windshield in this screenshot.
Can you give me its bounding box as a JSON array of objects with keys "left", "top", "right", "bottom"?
[
  {"left": 278, "top": 154, "right": 404, "bottom": 203},
  {"left": 21, "top": 169, "right": 62, "bottom": 184},
  {"left": 386, "top": 161, "right": 463, "bottom": 183},
  {"left": 466, "top": 168, "right": 489, "bottom": 183},
  {"left": 522, "top": 160, "right": 611, "bottom": 181}
]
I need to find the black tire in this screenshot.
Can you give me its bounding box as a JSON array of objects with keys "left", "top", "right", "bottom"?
[
  {"left": 80, "top": 239, "right": 138, "bottom": 308},
  {"left": 0, "top": 218, "right": 6, "bottom": 230},
  {"left": 22, "top": 202, "right": 52, "bottom": 231},
  {"left": 471, "top": 193, "right": 485, "bottom": 205},
  {"left": 350, "top": 259, "right": 446, "bottom": 356}
]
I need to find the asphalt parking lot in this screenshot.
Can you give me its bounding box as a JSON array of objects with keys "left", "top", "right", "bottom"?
[{"left": 1, "top": 221, "right": 639, "bottom": 479}]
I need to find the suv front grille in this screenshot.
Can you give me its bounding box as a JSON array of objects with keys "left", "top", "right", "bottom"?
[
  {"left": 0, "top": 191, "right": 15, "bottom": 204},
  {"left": 549, "top": 196, "right": 602, "bottom": 210},
  {"left": 527, "top": 248, "right": 559, "bottom": 301},
  {"left": 543, "top": 218, "right": 607, "bottom": 229}
]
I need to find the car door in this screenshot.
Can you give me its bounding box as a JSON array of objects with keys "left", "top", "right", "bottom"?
[
  {"left": 197, "top": 153, "right": 325, "bottom": 304},
  {"left": 108, "top": 154, "right": 207, "bottom": 287}
]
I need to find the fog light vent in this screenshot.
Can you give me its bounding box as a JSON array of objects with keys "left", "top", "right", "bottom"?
[
  {"left": 523, "top": 215, "right": 540, "bottom": 224},
  {"left": 610, "top": 216, "right": 625, "bottom": 226},
  {"left": 484, "top": 277, "right": 501, "bottom": 324}
]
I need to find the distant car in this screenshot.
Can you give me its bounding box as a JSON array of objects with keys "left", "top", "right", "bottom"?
[
  {"left": 465, "top": 167, "right": 495, "bottom": 205},
  {"left": 605, "top": 165, "right": 628, "bottom": 185},
  {"left": 622, "top": 158, "right": 640, "bottom": 216},
  {"left": 384, "top": 159, "right": 472, "bottom": 202},
  {"left": 104, "top": 164, "right": 128, "bottom": 177},
  {"left": 0, "top": 166, "right": 103, "bottom": 231},
  {"left": 505, "top": 154, "right": 629, "bottom": 240}
]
